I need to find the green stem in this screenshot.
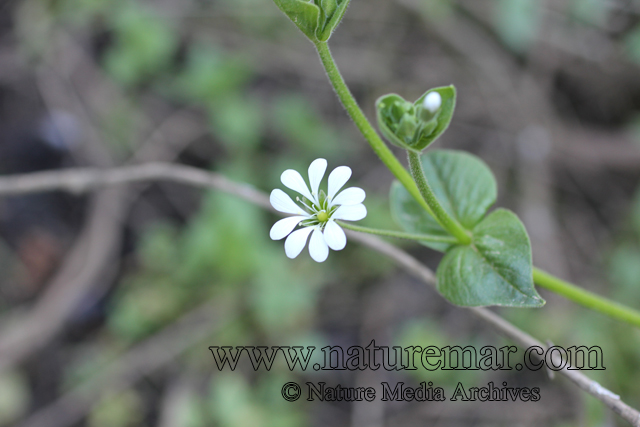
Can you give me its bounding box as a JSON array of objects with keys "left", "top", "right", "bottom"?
[
  {"left": 313, "top": 42, "right": 435, "bottom": 219},
  {"left": 315, "top": 39, "right": 640, "bottom": 329},
  {"left": 533, "top": 268, "right": 640, "bottom": 328},
  {"left": 337, "top": 221, "right": 458, "bottom": 244},
  {"left": 407, "top": 151, "right": 472, "bottom": 245}
]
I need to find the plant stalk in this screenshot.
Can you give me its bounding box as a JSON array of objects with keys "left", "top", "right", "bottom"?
[
  {"left": 533, "top": 268, "right": 640, "bottom": 328},
  {"left": 406, "top": 151, "right": 472, "bottom": 244},
  {"left": 337, "top": 221, "right": 458, "bottom": 244},
  {"left": 315, "top": 39, "right": 640, "bottom": 329},
  {"left": 314, "top": 43, "right": 437, "bottom": 220}
]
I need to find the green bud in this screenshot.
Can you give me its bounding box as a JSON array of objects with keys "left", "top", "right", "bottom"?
[
  {"left": 272, "top": 0, "right": 350, "bottom": 42},
  {"left": 418, "top": 119, "right": 438, "bottom": 139},
  {"left": 396, "top": 114, "right": 418, "bottom": 143},
  {"left": 375, "top": 85, "right": 457, "bottom": 152},
  {"left": 316, "top": 0, "right": 351, "bottom": 41},
  {"left": 321, "top": 0, "right": 337, "bottom": 20}
]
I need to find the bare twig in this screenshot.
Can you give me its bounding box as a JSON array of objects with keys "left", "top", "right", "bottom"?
[
  {"left": 16, "top": 299, "right": 230, "bottom": 427},
  {"left": 0, "top": 163, "right": 271, "bottom": 209},
  {"left": 0, "top": 162, "right": 638, "bottom": 426},
  {"left": 0, "top": 26, "right": 208, "bottom": 374}
]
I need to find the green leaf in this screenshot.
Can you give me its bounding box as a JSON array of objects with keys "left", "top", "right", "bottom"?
[
  {"left": 317, "top": 0, "right": 350, "bottom": 41},
  {"left": 272, "top": 0, "right": 321, "bottom": 40},
  {"left": 437, "top": 209, "right": 544, "bottom": 308},
  {"left": 414, "top": 86, "right": 456, "bottom": 149},
  {"left": 376, "top": 86, "right": 456, "bottom": 152},
  {"left": 390, "top": 149, "right": 497, "bottom": 251}
]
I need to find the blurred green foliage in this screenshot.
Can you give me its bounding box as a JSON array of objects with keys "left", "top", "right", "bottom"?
[
  {"left": 493, "top": 0, "right": 542, "bottom": 53},
  {"left": 104, "top": 4, "right": 178, "bottom": 86},
  {"left": 8, "top": 0, "right": 640, "bottom": 425},
  {"left": 88, "top": 390, "right": 145, "bottom": 427},
  {"left": 0, "top": 371, "right": 29, "bottom": 426}
]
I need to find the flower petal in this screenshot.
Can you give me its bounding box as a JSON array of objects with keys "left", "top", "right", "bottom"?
[
  {"left": 270, "top": 216, "right": 307, "bottom": 240},
  {"left": 328, "top": 166, "right": 352, "bottom": 199},
  {"left": 281, "top": 169, "right": 314, "bottom": 202},
  {"left": 270, "top": 189, "right": 306, "bottom": 215},
  {"left": 284, "top": 227, "right": 313, "bottom": 259},
  {"left": 331, "top": 187, "right": 365, "bottom": 206},
  {"left": 323, "top": 220, "right": 346, "bottom": 251},
  {"left": 308, "top": 158, "right": 327, "bottom": 200},
  {"left": 309, "top": 227, "right": 329, "bottom": 262},
  {"left": 333, "top": 204, "right": 367, "bottom": 221}
]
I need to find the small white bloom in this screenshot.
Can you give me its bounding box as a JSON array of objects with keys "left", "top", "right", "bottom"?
[
  {"left": 269, "top": 158, "right": 367, "bottom": 263},
  {"left": 423, "top": 92, "right": 442, "bottom": 113}
]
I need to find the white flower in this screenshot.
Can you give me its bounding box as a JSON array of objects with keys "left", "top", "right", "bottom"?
[
  {"left": 423, "top": 92, "right": 442, "bottom": 113},
  {"left": 269, "top": 158, "right": 367, "bottom": 263}
]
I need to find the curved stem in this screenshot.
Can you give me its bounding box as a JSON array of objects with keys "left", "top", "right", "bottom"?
[
  {"left": 407, "top": 151, "right": 472, "bottom": 245},
  {"left": 337, "top": 221, "right": 458, "bottom": 244},
  {"left": 315, "top": 39, "right": 640, "bottom": 330},
  {"left": 313, "top": 42, "right": 434, "bottom": 219},
  {"left": 533, "top": 268, "right": 640, "bottom": 328}
]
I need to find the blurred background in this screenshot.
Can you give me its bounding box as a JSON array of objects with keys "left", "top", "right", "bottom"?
[{"left": 0, "top": 0, "right": 639, "bottom": 425}]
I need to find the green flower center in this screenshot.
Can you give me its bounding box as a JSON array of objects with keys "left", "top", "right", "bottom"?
[{"left": 317, "top": 210, "right": 329, "bottom": 223}]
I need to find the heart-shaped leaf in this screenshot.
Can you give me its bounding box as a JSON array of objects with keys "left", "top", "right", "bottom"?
[
  {"left": 376, "top": 86, "right": 456, "bottom": 152},
  {"left": 390, "top": 149, "right": 497, "bottom": 251},
  {"left": 272, "top": 0, "right": 321, "bottom": 41},
  {"left": 436, "top": 209, "right": 544, "bottom": 308}
]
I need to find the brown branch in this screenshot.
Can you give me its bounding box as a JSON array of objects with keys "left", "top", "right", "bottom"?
[
  {"left": 0, "top": 163, "right": 271, "bottom": 209},
  {"left": 16, "top": 299, "right": 230, "bottom": 427},
  {"left": 0, "top": 162, "right": 638, "bottom": 426},
  {"left": 0, "top": 27, "right": 209, "bottom": 374}
]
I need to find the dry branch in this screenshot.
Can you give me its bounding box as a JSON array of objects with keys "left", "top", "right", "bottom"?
[{"left": 0, "top": 162, "right": 638, "bottom": 426}]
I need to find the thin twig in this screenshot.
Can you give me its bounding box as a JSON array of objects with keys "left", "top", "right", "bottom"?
[
  {"left": 0, "top": 163, "right": 272, "bottom": 209},
  {"left": 0, "top": 162, "right": 638, "bottom": 426},
  {"left": 16, "top": 299, "right": 230, "bottom": 427},
  {"left": 0, "top": 28, "right": 209, "bottom": 374}
]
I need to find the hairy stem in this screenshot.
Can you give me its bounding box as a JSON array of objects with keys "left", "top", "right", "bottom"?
[
  {"left": 337, "top": 221, "right": 458, "bottom": 244},
  {"left": 407, "top": 150, "right": 472, "bottom": 244},
  {"left": 313, "top": 42, "right": 435, "bottom": 218},
  {"left": 533, "top": 268, "right": 640, "bottom": 328},
  {"left": 314, "top": 40, "right": 640, "bottom": 329}
]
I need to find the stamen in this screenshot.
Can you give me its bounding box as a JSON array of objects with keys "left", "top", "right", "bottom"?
[{"left": 296, "top": 196, "right": 316, "bottom": 212}]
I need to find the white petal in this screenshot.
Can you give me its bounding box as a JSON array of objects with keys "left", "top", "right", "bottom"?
[
  {"left": 270, "top": 216, "right": 307, "bottom": 240},
  {"left": 284, "top": 227, "right": 313, "bottom": 259},
  {"left": 308, "top": 158, "right": 327, "bottom": 199},
  {"left": 270, "top": 189, "right": 306, "bottom": 215},
  {"left": 323, "top": 220, "right": 346, "bottom": 251},
  {"left": 331, "top": 187, "right": 366, "bottom": 206},
  {"left": 328, "top": 166, "right": 352, "bottom": 199},
  {"left": 333, "top": 204, "right": 367, "bottom": 221},
  {"left": 309, "top": 227, "right": 329, "bottom": 262},
  {"left": 281, "top": 169, "right": 314, "bottom": 202},
  {"left": 423, "top": 92, "right": 442, "bottom": 113}
]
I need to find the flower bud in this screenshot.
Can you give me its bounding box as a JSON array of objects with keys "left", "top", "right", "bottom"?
[
  {"left": 396, "top": 115, "right": 418, "bottom": 142},
  {"left": 418, "top": 92, "right": 442, "bottom": 122},
  {"left": 376, "top": 86, "right": 456, "bottom": 152},
  {"left": 423, "top": 92, "right": 442, "bottom": 113}
]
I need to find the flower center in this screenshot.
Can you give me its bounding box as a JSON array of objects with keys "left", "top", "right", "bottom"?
[{"left": 317, "top": 210, "right": 329, "bottom": 223}]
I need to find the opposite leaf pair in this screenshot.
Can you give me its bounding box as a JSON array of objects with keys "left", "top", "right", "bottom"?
[
  {"left": 272, "top": 0, "right": 350, "bottom": 42},
  {"left": 391, "top": 149, "right": 545, "bottom": 308},
  {"left": 376, "top": 86, "right": 543, "bottom": 308},
  {"left": 376, "top": 86, "right": 456, "bottom": 152}
]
